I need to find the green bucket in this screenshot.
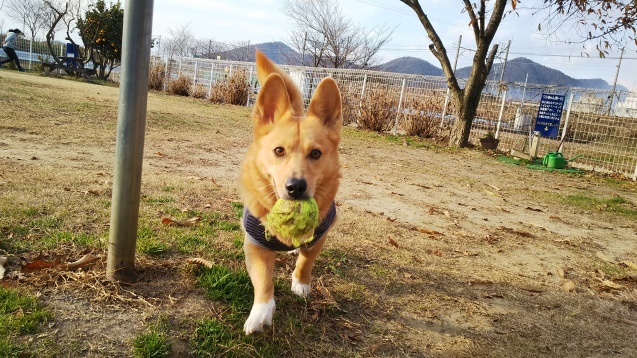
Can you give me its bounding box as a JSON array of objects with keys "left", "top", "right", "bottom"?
[{"left": 543, "top": 152, "right": 566, "bottom": 169}]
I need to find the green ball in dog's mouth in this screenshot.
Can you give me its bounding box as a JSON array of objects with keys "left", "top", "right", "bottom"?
[{"left": 265, "top": 198, "right": 319, "bottom": 247}]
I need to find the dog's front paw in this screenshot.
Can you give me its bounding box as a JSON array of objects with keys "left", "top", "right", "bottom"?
[
  {"left": 291, "top": 275, "right": 311, "bottom": 298},
  {"left": 244, "top": 299, "right": 276, "bottom": 335}
]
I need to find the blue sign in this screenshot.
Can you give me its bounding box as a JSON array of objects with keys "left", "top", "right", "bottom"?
[{"left": 534, "top": 94, "right": 565, "bottom": 137}]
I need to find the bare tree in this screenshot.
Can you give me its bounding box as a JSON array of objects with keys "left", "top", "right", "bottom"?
[
  {"left": 399, "top": 0, "right": 505, "bottom": 147},
  {"left": 5, "top": 0, "right": 50, "bottom": 39},
  {"left": 283, "top": 0, "right": 393, "bottom": 68},
  {"left": 223, "top": 40, "right": 253, "bottom": 61},
  {"left": 191, "top": 38, "right": 230, "bottom": 59},
  {"left": 400, "top": 0, "right": 637, "bottom": 148},
  {"left": 536, "top": 0, "right": 637, "bottom": 57},
  {"left": 162, "top": 24, "right": 197, "bottom": 59},
  {"left": 43, "top": 0, "right": 87, "bottom": 73}
]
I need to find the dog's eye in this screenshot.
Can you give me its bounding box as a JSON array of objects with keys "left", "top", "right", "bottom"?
[
  {"left": 274, "top": 147, "right": 285, "bottom": 157},
  {"left": 309, "top": 149, "right": 322, "bottom": 160}
]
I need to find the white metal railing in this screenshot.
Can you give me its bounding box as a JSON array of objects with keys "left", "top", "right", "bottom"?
[{"left": 4, "top": 37, "right": 635, "bottom": 179}]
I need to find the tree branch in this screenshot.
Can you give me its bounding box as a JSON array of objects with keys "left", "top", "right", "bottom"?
[
  {"left": 399, "top": 0, "right": 460, "bottom": 94},
  {"left": 479, "top": 0, "right": 486, "bottom": 39},
  {"left": 462, "top": 0, "right": 480, "bottom": 41},
  {"left": 483, "top": 0, "right": 508, "bottom": 43}
]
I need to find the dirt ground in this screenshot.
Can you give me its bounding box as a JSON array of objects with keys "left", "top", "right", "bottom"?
[{"left": 1, "top": 71, "right": 637, "bottom": 357}]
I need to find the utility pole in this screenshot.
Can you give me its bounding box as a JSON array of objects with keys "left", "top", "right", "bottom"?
[
  {"left": 498, "top": 40, "right": 511, "bottom": 84},
  {"left": 608, "top": 47, "right": 624, "bottom": 116},
  {"left": 301, "top": 32, "right": 307, "bottom": 65}
]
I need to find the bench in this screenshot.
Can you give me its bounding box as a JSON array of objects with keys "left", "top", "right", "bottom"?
[{"left": 42, "top": 60, "right": 97, "bottom": 78}]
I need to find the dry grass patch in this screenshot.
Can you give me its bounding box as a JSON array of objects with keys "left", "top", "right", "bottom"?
[{"left": 208, "top": 69, "right": 250, "bottom": 105}]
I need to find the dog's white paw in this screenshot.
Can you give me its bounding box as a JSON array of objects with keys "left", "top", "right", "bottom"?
[
  {"left": 287, "top": 248, "right": 300, "bottom": 255},
  {"left": 243, "top": 299, "right": 276, "bottom": 335},
  {"left": 291, "top": 275, "right": 311, "bottom": 298}
]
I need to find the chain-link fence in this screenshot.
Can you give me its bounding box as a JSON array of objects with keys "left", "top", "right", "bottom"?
[
  {"left": 0, "top": 35, "right": 65, "bottom": 70},
  {"left": 136, "top": 55, "right": 636, "bottom": 179},
  {"left": 4, "top": 37, "right": 635, "bottom": 179}
]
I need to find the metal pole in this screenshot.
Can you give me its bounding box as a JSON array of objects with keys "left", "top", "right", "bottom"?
[
  {"left": 393, "top": 78, "right": 406, "bottom": 135},
  {"left": 193, "top": 60, "right": 198, "bottom": 84},
  {"left": 163, "top": 56, "right": 169, "bottom": 91},
  {"left": 28, "top": 38, "right": 33, "bottom": 70},
  {"left": 246, "top": 66, "right": 253, "bottom": 106},
  {"left": 558, "top": 92, "right": 575, "bottom": 153},
  {"left": 301, "top": 32, "right": 307, "bottom": 65},
  {"left": 495, "top": 89, "right": 507, "bottom": 139},
  {"left": 208, "top": 62, "right": 215, "bottom": 97},
  {"left": 360, "top": 74, "right": 368, "bottom": 99},
  {"left": 608, "top": 47, "right": 624, "bottom": 116},
  {"left": 498, "top": 40, "right": 511, "bottom": 84},
  {"left": 107, "top": 0, "right": 154, "bottom": 282},
  {"left": 441, "top": 35, "right": 462, "bottom": 126}
]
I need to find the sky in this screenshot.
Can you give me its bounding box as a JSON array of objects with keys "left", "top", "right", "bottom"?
[{"left": 1, "top": 0, "right": 635, "bottom": 88}]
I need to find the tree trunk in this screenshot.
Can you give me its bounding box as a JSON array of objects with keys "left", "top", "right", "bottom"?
[
  {"left": 447, "top": 43, "right": 497, "bottom": 147},
  {"left": 449, "top": 94, "right": 480, "bottom": 147}
]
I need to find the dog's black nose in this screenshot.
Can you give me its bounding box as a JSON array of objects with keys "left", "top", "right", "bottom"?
[{"left": 285, "top": 178, "right": 307, "bottom": 199}]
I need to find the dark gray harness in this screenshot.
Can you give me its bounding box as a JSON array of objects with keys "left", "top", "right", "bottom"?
[{"left": 243, "top": 202, "right": 337, "bottom": 252}]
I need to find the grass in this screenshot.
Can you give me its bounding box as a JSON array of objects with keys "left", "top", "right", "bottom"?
[
  {"left": 0, "top": 287, "right": 51, "bottom": 356},
  {"left": 191, "top": 318, "right": 281, "bottom": 357},
  {"left": 132, "top": 316, "right": 173, "bottom": 358},
  {"left": 559, "top": 194, "right": 637, "bottom": 217},
  {"left": 191, "top": 265, "right": 291, "bottom": 357}
]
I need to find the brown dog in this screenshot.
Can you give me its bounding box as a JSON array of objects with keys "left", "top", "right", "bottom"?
[{"left": 238, "top": 51, "right": 342, "bottom": 334}]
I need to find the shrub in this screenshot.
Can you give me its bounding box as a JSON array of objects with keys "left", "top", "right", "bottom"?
[
  {"left": 358, "top": 86, "right": 398, "bottom": 132},
  {"left": 189, "top": 83, "right": 208, "bottom": 99},
  {"left": 148, "top": 63, "right": 166, "bottom": 91},
  {"left": 167, "top": 74, "right": 191, "bottom": 96},
  {"left": 338, "top": 82, "right": 360, "bottom": 126},
  {"left": 209, "top": 69, "right": 250, "bottom": 105},
  {"left": 401, "top": 98, "right": 442, "bottom": 138}
]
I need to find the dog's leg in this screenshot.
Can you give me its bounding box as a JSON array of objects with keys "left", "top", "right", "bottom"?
[
  {"left": 243, "top": 239, "right": 277, "bottom": 335},
  {"left": 291, "top": 236, "right": 327, "bottom": 298}
]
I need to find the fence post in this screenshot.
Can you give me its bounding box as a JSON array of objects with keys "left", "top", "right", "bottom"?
[
  {"left": 178, "top": 58, "right": 182, "bottom": 75},
  {"left": 440, "top": 89, "right": 450, "bottom": 127},
  {"left": 193, "top": 60, "right": 198, "bottom": 84},
  {"left": 392, "top": 78, "right": 406, "bottom": 135},
  {"left": 558, "top": 92, "right": 575, "bottom": 153},
  {"left": 163, "top": 56, "right": 169, "bottom": 91},
  {"left": 229, "top": 64, "right": 234, "bottom": 76},
  {"left": 495, "top": 89, "right": 507, "bottom": 139},
  {"left": 360, "top": 74, "right": 368, "bottom": 99},
  {"left": 28, "top": 38, "right": 33, "bottom": 70},
  {"left": 246, "top": 66, "right": 253, "bottom": 107},
  {"left": 208, "top": 62, "right": 215, "bottom": 98}
]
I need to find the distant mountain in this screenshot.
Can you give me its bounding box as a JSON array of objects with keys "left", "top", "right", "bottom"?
[
  {"left": 456, "top": 57, "right": 625, "bottom": 90},
  {"left": 378, "top": 56, "right": 443, "bottom": 76},
  {"left": 219, "top": 41, "right": 301, "bottom": 65},
  {"left": 220, "top": 43, "right": 621, "bottom": 91}
]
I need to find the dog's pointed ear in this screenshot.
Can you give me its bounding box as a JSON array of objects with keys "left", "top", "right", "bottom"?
[
  {"left": 255, "top": 50, "right": 304, "bottom": 116},
  {"left": 256, "top": 50, "right": 279, "bottom": 86},
  {"left": 254, "top": 73, "right": 291, "bottom": 129},
  {"left": 307, "top": 77, "right": 342, "bottom": 131}
]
